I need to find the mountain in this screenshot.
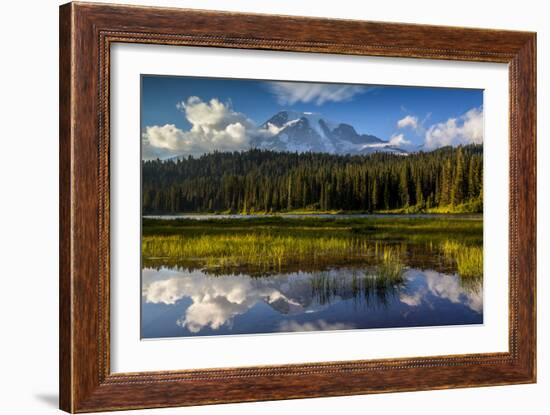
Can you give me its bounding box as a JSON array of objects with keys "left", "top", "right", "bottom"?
[{"left": 251, "top": 110, "right": 408, "bottom": 155}]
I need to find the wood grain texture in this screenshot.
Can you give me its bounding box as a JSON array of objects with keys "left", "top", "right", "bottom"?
[
  {"left": 59, "top": 2, "right": 537, "bottom": 412},
  {"left": 59, "top": 3, "right": 73, "bottom": 411}
]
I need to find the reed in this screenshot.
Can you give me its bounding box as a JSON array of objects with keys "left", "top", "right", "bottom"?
[
  {"left": 142, "top": 233, "right": 378, "bottom": 271},
  {"left": 441, "top": 240, "right": 483, "bottom": 278},
  {"left": 142, "top": 216, "right": 482, "bottom": 278}
]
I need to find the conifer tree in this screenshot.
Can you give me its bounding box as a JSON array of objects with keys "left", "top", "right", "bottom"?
[{"left": 141, "top": 145, "right": 483, "bottom": 214}]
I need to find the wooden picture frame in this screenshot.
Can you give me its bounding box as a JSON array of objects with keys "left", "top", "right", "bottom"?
[{"left": 59, "top": 2, "right": 536, "bottom": 412}]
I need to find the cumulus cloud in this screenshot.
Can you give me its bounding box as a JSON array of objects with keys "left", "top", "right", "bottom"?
[
  {"left": 142, "top": 97, "right": 259, "bottom": 159},
  {"left": 143, "top": 124, "right": 185, "bottom": 152},
  {"left": 423, "top": 107, "right": 484, "bottom": 150},
  {"left": 142, "top": 268, "right": 307, "bottom": 334},
  {"left": 397, "top": 115, "right": 419, "bottom": 130},
  {"left": 424, "top": 270, "right": 483, "bottom": 313},
  {"left": 399, "top": 270, "right": 483, "bottom": 314},
  {"left": 388, "top": 133, "right": 412, "bottom": 147},
  {"left": 268, "top": 82, "right": 367, "bottom": 105},
  {"left": 143, "top": 267, "right": 392, "bottom": 334}
]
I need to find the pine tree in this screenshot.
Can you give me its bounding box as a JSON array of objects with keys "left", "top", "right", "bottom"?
[
  {"left": 371, "top": 177, "right": 378, "bottom": 211},
  {"left": 440, "top": 158, "right": 453, "bottom": 206},
  {"left": 141, "top": 145, "right": 483, "bottom": 214},
  {"left": 451, "top": 147, "right": 466, "bottom": 206}
]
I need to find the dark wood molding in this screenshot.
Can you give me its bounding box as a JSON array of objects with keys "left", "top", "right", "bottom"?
[{"left": 59, "top": 2, "right": 536, "bottom": 412}]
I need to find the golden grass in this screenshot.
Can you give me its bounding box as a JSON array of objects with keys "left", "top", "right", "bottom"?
[
  {"left": 142, "top": 233, "right": 378, "bottom": 271},
  {"left": 441, "top": 240, "right": 483, "bottom": 278},
  {"left": 142, "top": 217, "right": 483, "bottom": 279}
]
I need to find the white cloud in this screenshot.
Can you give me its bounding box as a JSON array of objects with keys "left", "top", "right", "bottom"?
[
  {"left": 142, "top": 97, "right": 259, "bottom": 159},
  {"left": 424, "top": 270, "right": 483, "bottom": 313},
  {"left": 142, "top": 268, "right": 306, "bottom": 334},
  {"left": 423, "top": 107, "right": 483, "bottom": 150},
  {"left": 269, "top": 82, "right": 366, "bottom": 105},
  {"left": 142, "top": 267, "right": 383, "bottom": 334},
  {"left": 388, "top": 133, "right": 412, "bottom": 147},
  {"left": 399, "top": 292, "right": 423, "bottom": 306},
  {"left": 397, "top": 115, "right": 419, "bottom": 130},
  {"left": 399, "top": 270, "right": 483, "bottom": 314},
  {"left": 144, "top": 124, "right": 185, "bottom": 151}
]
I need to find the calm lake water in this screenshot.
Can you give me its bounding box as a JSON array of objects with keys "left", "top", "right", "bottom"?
[
  {"left": 144, "top": 213, "right": 481, "bottom": 221},
  {"left": 142, "top": 266, "right": 482, "bottom": 338},
  {"left": 141, "top": 214, "right": 483, "bottom": 338}
]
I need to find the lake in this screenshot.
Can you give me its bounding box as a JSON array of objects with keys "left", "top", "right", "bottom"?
[
  {"left": 141, "top": 215, "right": 483, "bottom": 338},
  {"left": 144, "top": 213, "right": 482, "bottom": 221}
]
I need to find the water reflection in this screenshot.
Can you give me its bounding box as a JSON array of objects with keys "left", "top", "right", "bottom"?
[
  {"left": 399, "top": 270, "right": 482, "bottom": 313},
  {"left": 142, "top": 266, "right": 482, "bottom": 338}
]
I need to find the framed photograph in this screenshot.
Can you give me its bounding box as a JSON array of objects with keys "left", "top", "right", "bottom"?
[{"left": 59, "top": 2, "right": 536, "bottom": 412}]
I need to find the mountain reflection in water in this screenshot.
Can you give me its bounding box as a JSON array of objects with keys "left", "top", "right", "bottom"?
[{"left": 141, "top": 266, "right": 482, "bottom": 338}]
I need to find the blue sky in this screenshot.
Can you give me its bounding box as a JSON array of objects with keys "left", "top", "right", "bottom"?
[{"left": 141, "top": 75, "right": 483, "bottom": 159}]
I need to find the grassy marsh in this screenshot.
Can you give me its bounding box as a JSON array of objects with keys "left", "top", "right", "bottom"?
[{"left": 142, "top": 215, "right": 483, "bottom": 278}]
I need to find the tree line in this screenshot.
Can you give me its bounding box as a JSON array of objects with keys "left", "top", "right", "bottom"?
[{"left": 142, "top": 145, "right": 483, "bottom": 214}]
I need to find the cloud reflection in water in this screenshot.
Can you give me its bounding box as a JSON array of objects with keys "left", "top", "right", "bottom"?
[{"left": 142, "top": 266, "right": 482, "bottom": 335}]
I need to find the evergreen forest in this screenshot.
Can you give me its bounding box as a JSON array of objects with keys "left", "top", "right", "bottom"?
[{"left": 142, "top": 145, "right": 483, "bottom": 214}]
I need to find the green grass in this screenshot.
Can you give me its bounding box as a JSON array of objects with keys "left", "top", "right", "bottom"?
[
  {"left": 441, "top": 240, "right": 483, "bottom": 278},
  {"left": 143, "top": 233, "right": 386, "bottom": 272},
  {"left": 142, "top": 216, "right": 482, "bottom": 278},
  {"left": 143, "top": 215, "right": 482, "bottom": 242},
  {"left": 309, "top": 269, "right": 405, "bottom": 306},
  {"left": 377, "top": 200, "right": 483, "bottom": 215}
]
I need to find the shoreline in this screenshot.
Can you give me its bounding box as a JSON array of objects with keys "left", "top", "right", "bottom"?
[{"left": 142, "top": 212, "right": 483, "bottom": 220}]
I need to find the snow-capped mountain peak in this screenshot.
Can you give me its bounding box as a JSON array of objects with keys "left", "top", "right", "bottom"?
[{"left": 252, "top": 111, "right": 407, "bottom": 155}]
